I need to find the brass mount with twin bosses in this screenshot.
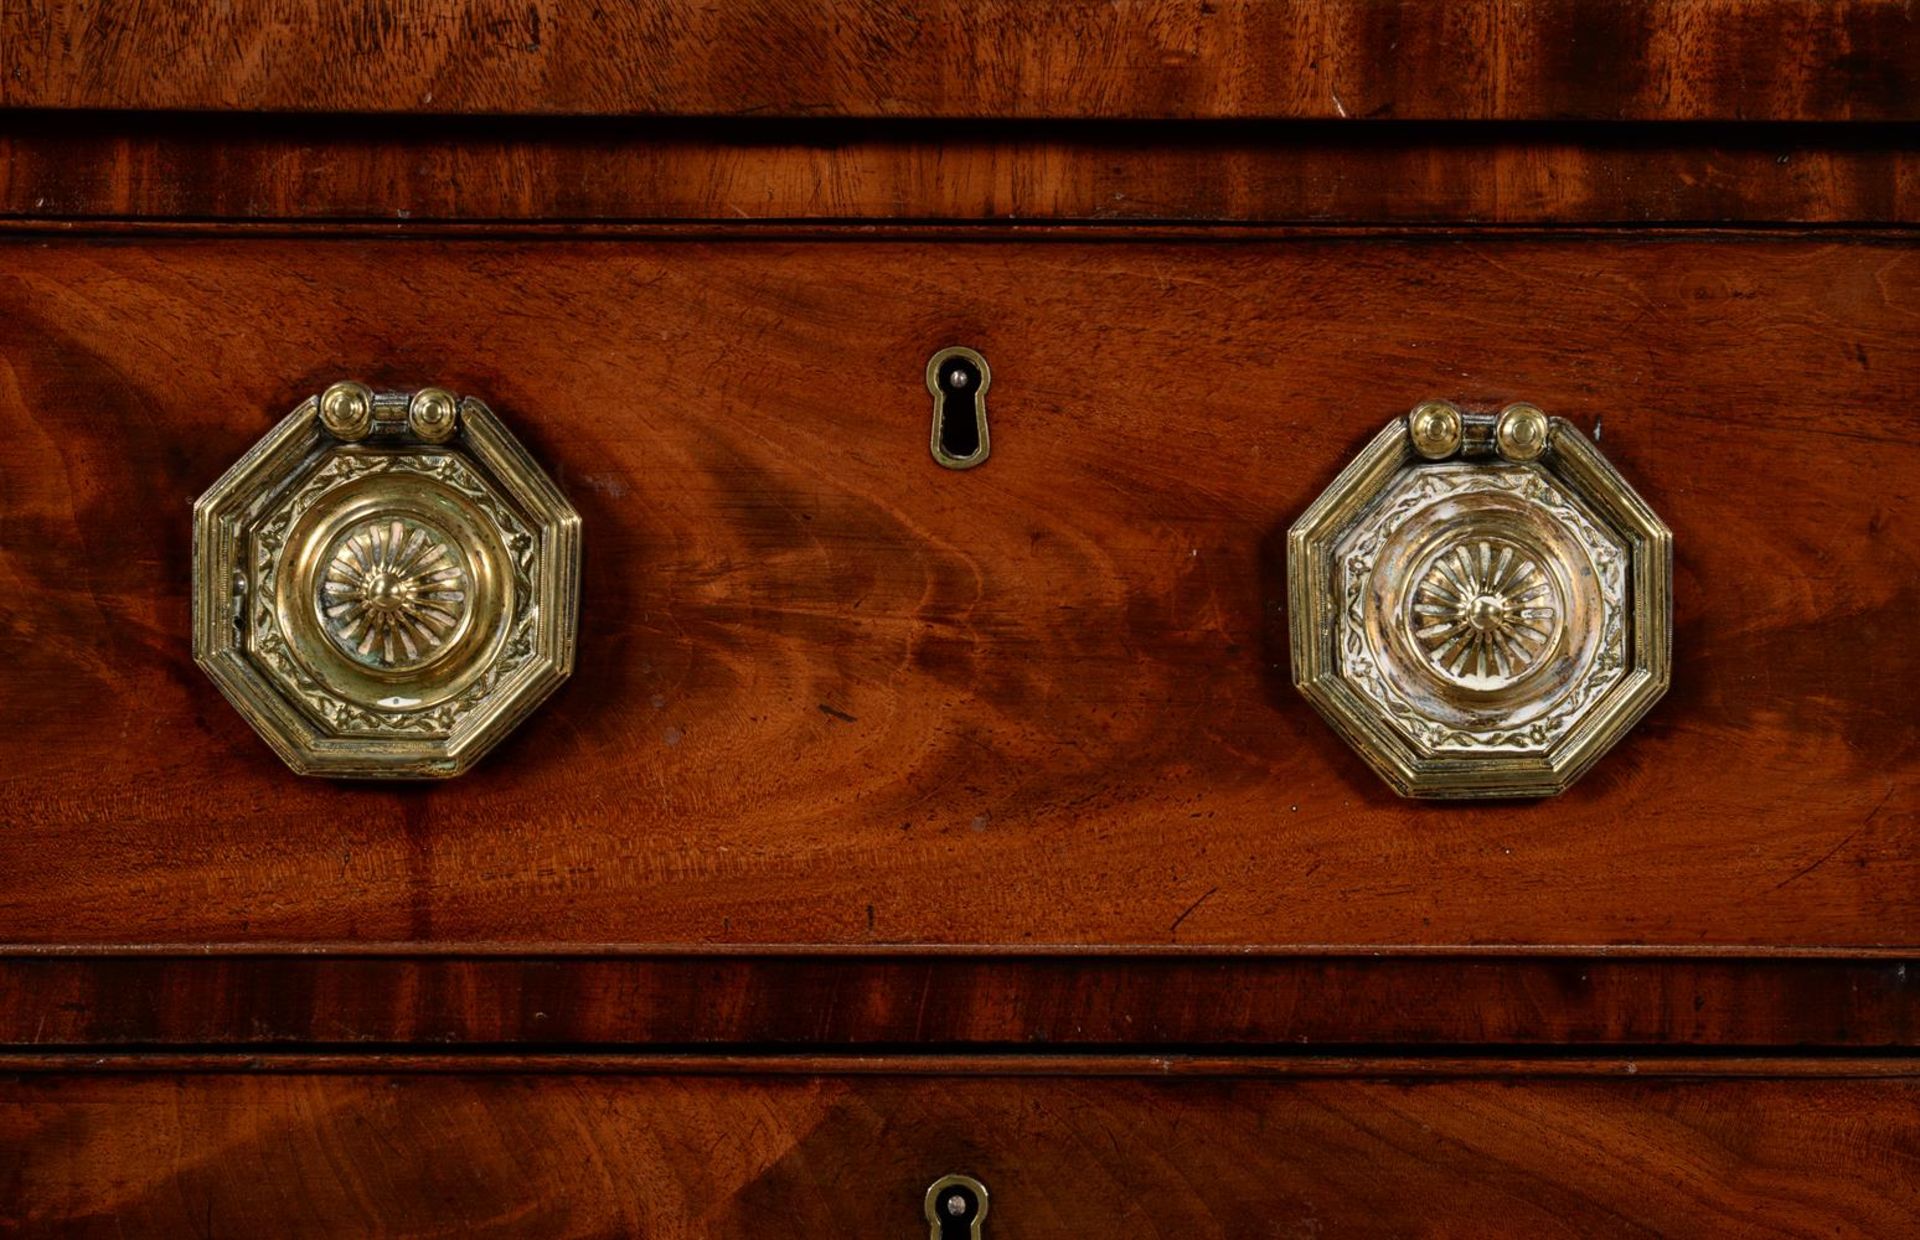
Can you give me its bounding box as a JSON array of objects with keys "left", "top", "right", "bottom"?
[
  {"left": 193, "top": 382, "right": 581, "bottom": 778},
  {"left": 1289, "top": 401, "right": 1672, "bottom": 798}
]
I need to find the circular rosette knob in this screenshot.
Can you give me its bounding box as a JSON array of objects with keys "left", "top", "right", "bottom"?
[
  {"left": 193, "top": 384, "right": 580, "bottom": 778},
  {"left": 1289, "top": 401, "right": 1671, "bottom": 798}
]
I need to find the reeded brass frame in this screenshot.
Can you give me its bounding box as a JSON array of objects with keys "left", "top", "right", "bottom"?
[
  {"left": 193, "top": 385, "right": 580, "bottom": 778},
  {"left": 1289, "top": 403, "right": 1671, "bottom": 798}
]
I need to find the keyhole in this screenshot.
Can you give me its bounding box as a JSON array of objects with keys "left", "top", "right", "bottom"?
[
  {"left": 924, "top": 1174, "right": 989, "bottom": 1239},
  {"left": 926, "top": 347, "right": 992, "bottom": 470},
  {"left": 938, "top": 1184, "right": 978, "bottom": 1239}
]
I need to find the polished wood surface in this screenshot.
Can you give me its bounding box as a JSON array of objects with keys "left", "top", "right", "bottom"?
[
  {"left": 1, "top": 234, "right": 1912, "bottom": 952},
  {"left": 5, "top": 1065, "right": 1917, "bottom": 1236},
  {"left": 4, "top": 3, "right": 1915, "bottom": 1231},
  {"left": 6, "top": 117, "right": 1917, "bottom": 226},
  {"left": 13, "top": 1053, "right": 1920, "bottom": 1077},
  {"left": 5, "top": 0, "right": 1916, "bottom": 122},
  {"left": 3, "top": 957, "right": 1914, "bottom": 1050}
]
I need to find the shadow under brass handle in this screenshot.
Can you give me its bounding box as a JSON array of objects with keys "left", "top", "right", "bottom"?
[
  {"left": 194, "top": 382, "right": 581, "bottom": 778},
  {"left": 1290, "top": 401, "right": 1671, "bottom": 798}
]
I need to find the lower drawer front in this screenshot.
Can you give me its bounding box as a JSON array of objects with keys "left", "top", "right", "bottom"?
[{"left": 3, "top": 1067, "right": 1914, "bottom": 1237}]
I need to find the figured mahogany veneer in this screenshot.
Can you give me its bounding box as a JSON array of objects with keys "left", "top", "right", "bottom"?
[
  {"left": 0, "top": 234, "right": 1912, "bottom": 952},
  {"left": 4, "top": 117, "right": 1918, "bottom": 227},
  {"left": 3, "top": 3, "right": 1917, "bottom": 1228},
  {"left": 5, "top": 1065, "right": 1918, "bottom": 1236},
  {"left": 1, "top": 957, "right": 1915, "bottom": 1050},
  {"left": 4, "top": 0, "right": 1914, "bottom": 121}
]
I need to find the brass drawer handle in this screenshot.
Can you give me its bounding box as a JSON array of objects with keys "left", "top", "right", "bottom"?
[
  {"left": 193, "top": 382, "right": 581, "bottom": 778},
  {"left": 925, "top": 1175, "right": 989, "bottom": 1239},
  {"left": 1290, "top": 401, "right": 1671, "bottom": 798}
]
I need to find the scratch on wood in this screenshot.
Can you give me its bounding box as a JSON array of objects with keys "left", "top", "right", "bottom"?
[
  {"left": 1170, "top": 886, "right": 1218, "bottom": 938},
  {"left": 1770, "top": 828, "right": 1861, "bottom": 892},
  {"left": 1770, "top": 783, "right": 1895, "bottom": 893},
  {"left": 818, "top": 703, "right": 857, "bottom": 723}
]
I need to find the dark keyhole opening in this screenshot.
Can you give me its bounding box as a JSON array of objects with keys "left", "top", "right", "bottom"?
[
  {"left": 937, "top": 358, "right": 983, "bottom": 461},
  {"left": 936, "top": 1184, "right": 980, "bottom": 1238}
]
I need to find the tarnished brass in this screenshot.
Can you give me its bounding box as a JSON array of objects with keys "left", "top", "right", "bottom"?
[
  {"left": 1289, "top": 400, "right": 1671, "bottom": 798},
  {"left": 1408, "top": 399, "right": 1463, "bottom": 460},
  {"left": 193, "top": 384, "right": 581, "bottom": 778},
  {"left": 407, "top": 386, "right": 460, "bottom": 444},
  {"left": 1495, "top": 401, "right": 1550, "bottom": 463},
  {"left": 318, "top": 380, "right": 374, "bottom": 441},
  {"left": 924, "top": 1174, "right": 989, "bottom": 1239}
]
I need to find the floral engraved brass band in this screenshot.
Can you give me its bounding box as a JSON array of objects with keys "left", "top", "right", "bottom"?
[
  {"left": 1290, "top": 402, "right": 1671, "bottom": 798},
  {"left": 193, "top": 384, "right": 580, "bottom": 778}
]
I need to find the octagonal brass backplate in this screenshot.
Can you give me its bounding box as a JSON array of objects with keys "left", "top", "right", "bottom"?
[
  {"left": 1289, "top": 402, "right": 1671, "bottom": 798},
  {"left": 193, "top": 383, "right": 581, "bottom": 778}
]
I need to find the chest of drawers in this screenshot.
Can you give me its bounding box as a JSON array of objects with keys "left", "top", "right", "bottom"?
[{"left": 2, "top": 3, "right": 1916, "bottom": 1235}]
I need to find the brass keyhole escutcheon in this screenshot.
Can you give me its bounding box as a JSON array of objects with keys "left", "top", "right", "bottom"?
[
  {"left": 926, "top": 346, "right": 991, "bottom": 470},
  {"left": 925, "top": 1174, "right": 989, "bottom": 1239}
]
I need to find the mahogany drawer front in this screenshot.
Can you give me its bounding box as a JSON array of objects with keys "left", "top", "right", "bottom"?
[
  {"left": 4, "top": 1061, "right": 1917, "bottom": 1237},
  {"left": 1, "top": 232, "right": 1913, "bottom": 954}
]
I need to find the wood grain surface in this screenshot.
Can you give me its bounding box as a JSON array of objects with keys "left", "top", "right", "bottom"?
[
  {"left": 10, "top": 1053, "right": 1920, "bottom": 1077},
  {"left": 0, "top": 234, "right": 1914, "bottom": 952},
  {"left": 1, "top": 956, "right": 1914, "bottom": 1049},
  {"left": 7, "top": 6, "right": 1916, "bottom": 1227},
  {"left": 4, "top": 1067, "right": 1918, "bottom": 1236},
  {"left": 5, "top": 117, "right": 1918, "bottom": 225},
  {"left": 5, "top": 0, "right": 1917, "bottom": 121}
]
